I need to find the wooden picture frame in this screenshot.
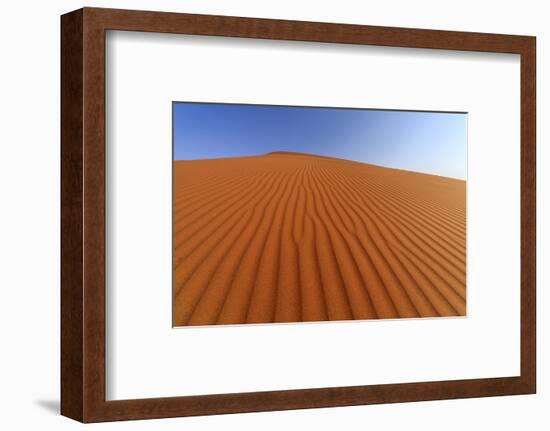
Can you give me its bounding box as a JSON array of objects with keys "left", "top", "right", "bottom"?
[{"left": 61, "top": 7, "right": 536, "bottom": 423}]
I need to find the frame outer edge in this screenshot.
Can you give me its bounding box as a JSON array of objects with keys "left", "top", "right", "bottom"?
[
  {"left": 520, "top": 36, "right": 536, "bottom": 394},
  {"left": 60, "top": 8, "right": 85, "bottom": 423}
]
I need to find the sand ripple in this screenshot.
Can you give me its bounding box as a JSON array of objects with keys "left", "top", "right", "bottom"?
[{"left": 173, "top": 152, "right": 466, "bottom": 326}]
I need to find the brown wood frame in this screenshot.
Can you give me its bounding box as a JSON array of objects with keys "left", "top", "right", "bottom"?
[{"left": 61, "top": 7, "right": 536, "bottom": 423}]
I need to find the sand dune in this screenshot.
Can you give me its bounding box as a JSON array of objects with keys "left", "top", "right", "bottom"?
[{"left": 173, "top": 152, "right": 466, "bottom": 326}]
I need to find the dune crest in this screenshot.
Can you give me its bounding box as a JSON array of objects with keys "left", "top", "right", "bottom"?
[{"left": 173, "top": 152, "right": 466, "bottom": 326}]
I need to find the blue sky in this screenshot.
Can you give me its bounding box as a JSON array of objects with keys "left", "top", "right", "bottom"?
[{"left": 173, "top": 102, "right": 467, "bottom": 180}]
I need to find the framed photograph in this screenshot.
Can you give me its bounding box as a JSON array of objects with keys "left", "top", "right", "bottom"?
[{"left": 61, "top": 7, "right": 536, "bottom": 422}]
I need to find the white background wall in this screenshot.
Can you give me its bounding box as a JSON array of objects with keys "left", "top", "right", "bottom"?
[{"left": 0, "top": 0, "right": 546, "bottom": 429}]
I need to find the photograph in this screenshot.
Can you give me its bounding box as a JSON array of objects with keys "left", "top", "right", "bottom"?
[{"left": 172, "top": 102, "right": 467, "bottom": 327}]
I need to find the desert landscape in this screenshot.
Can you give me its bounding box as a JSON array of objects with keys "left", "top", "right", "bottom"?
[{"left": 173, "top": 151, "right": 466, "bottom": 326}]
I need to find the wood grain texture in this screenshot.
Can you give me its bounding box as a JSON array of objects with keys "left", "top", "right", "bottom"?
[
  {"left": 60, "top": 9, "right": 84, "bottom": 422},
  {"left": 520, "top": 37, "right": 536, "bottom": 394},
  {"left": 82, "top": 6, "right": 107, "bottom": 423},
  {"left": 60, "top": 7, "right": 536, "bottom": 422}
]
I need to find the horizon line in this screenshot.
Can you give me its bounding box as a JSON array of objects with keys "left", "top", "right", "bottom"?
[{"left": 173, "top": 150, "right": 467, "bottom": 181}]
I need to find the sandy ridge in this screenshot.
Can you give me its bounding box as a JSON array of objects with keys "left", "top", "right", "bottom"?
[{"left": 173, "top": 152, "right": 466, "bottom": 326}]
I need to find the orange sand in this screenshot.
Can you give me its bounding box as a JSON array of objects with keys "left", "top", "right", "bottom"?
[{"left": 173, "top": 152, "right": 466, "bottom": 326}]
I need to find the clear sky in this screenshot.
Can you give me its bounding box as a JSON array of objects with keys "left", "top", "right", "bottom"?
[{"left": 173, "top": 102, "right": 467, "bottom": 180}]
